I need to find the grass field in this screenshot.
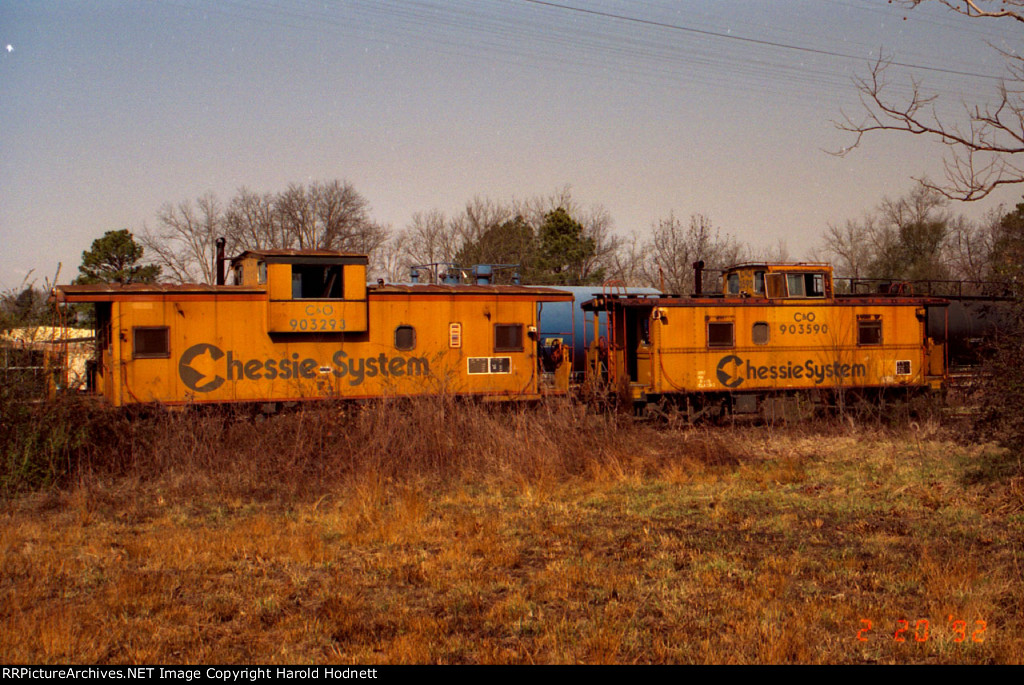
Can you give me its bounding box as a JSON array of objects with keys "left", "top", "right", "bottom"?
[{"left": 0, "top": 399, "right": 1021, "bottom": 663}]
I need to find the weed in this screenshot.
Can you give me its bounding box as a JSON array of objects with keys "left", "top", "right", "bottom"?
[{"left": 0, "top": 397, "right": 1022, "bottom": 663}]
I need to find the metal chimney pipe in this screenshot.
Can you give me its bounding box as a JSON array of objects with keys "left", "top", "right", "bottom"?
[
  {"left": 215, "top": 237, "right": 226, "bottom": 286},
  {"left": 692, "top": 260, "right": 704, "bottom": 296}
]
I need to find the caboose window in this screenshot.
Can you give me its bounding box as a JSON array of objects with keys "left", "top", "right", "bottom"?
[
  {"left": 494, "top": 324, "right": 524, "bottom": 352},
  {"left": 707, "top": 321, "right": 734, "bottom": 348},
  {"left": 858, "top": 318, "right": 882, "bottom": 345},
  {"left": 766, "top": 273, "right": 787, "bottom": 298},
  {"left": 292, "top": 265, "right": 344, "bottom": 299},
  {"left": 133, "top": 327, "right": 170, "bottom": 359},
  {"left": 727, "top": 273, "right": 740, "bottom": 295},
  {"left": 754, "top": 271, "right": 765, "bottom": 294},
  {"left": 808, "top": 273, "right": 826, "bottom": 297},
  {"left": 752, "top": 322, "right": 770, "bottom": 345},
  {"left": 784, "top": 273, "right": 826, "bottom": 298},
  {"left": 394, "top": 325, "right": 416, "bottom": 351},
  {"left": 787, "top": 274, "right": 806, "bottom": 297}
]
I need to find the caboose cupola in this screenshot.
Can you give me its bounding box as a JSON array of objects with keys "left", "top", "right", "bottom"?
[
  {"left": 231, "top": 250, "right": 369, "bottom": 333},
  {"left": 722, "top": 263, "right": 834, "bottom": 300}
]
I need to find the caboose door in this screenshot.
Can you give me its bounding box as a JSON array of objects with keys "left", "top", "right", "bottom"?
[{"left": 624, "top": 306, "right": 653, "bottom": 384}]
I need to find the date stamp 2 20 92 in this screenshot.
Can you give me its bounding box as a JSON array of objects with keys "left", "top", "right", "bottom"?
[{"left": 857, "top": 618, "right": 988, "bottom": 643}]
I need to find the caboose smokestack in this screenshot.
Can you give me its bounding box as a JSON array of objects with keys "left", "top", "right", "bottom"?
[
  {"left": 693, "top": 260, "right": 704, "bottom": 296},
  {"left": 215, "top": 237, "right": 226, "bottom": 286}
]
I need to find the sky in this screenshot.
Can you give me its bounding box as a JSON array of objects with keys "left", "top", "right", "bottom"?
[{"left": 1, "top": 0, "right": 1021, "bottom": 289}]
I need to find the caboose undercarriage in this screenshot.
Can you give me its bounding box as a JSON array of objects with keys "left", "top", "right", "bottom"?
[{"left": 636, "top": 386, "right": 930, "bottom": 424}]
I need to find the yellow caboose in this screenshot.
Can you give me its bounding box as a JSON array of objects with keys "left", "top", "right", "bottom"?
[
  {"left": 582, "top": 262, "right": 949, "bottom": 419},
  {"left": 52, "top": 250, "right": 574, "bottom": 407}
]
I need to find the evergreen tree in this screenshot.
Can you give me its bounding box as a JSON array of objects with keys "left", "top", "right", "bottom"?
[
  {"left": 455, "top": 215, "right": 537, "bottom": 282},
  {"left": 75, "top": 230, "right": 161, "bottom": 285},
  {"left": 534, "top": 207, "right": 600, "bottom": 285}
]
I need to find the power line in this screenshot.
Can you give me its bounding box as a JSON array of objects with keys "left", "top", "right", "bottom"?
[
  {"left": 155, "top": 0, "right": 1003, "bottom": 108},
  {"left": 517, "top": 0, "right": 1008, "bottom": 81}
]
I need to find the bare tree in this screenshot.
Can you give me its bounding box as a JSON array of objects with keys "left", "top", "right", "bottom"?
[
  {"left": 640, "top": 213, "right": 744, "bottom": 295},
  {"left": 821, "top": 186, "right": 991, "bottom": 285},
  {"left": 605, "top": 231, "right": 648, "bottom": 286},
  {"left": 872, "top": 186, "right": 952, "bottom": 280},
  {"left": 512, "top": 185, "right": 575, "bottom": 226},
  {"left": 402, "top": 209, "right": 462, "bottom": 267},
  {"left": 374, "top": 229, "right": 411, "bottom": 283},
  {"left": 275, "top": 180, "right": 387, "bottom": 252},
  {"left": 945, "top": 210, "right": 1001, "bottom": 283},
  {"left": 906, "top": 0, "right": 1024, "bottom": 22},
  {"left": 224, "top": 187, "right": 278, "bottom": 251},
  {"left": 142, "top": 192, "right": 222, "bottom": 284},
  {"left": 451, "top": 196, "right": 516, "bottom": 250},
  {"left": 758, "top": 238, "right": 791, "bottom": 263},
  {"left": 385, "top": 188, "right": 627, "bottom": 285},
  {"left": 513, "top": 186, "right": 623, "bottom": 282},
  {"left": 360, "top": 222, "right": 395, "bottom": 281},
  {"left": 574, "top": 204, "right": 622, "bottom": 284},
  {"left": 386, "top": 199, "right": 518, "bottom": 283},
  {"left": 823, "top": 218, "right": 877, "bottom": 281},
  {"left": 1, "top": 268, "right": 61, "bottom": 330},
  {"left": 836, "top": 1, "right": 1024, "bottom": 200},
  {"left": 143, "top": 180, "right": 386, "bottom": 283},
  {"left": 274, "top": 185, "right": 314, "bottom": 249}
]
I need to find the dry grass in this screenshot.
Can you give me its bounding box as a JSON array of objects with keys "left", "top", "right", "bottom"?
[{"left": 0, "top": 399, "right": 1021, "bottom": 664}]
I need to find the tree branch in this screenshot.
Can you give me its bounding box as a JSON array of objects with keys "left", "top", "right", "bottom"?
[
  {"left": 835, "top": 52, "right": 1024, "bottom": 201},
  {"left": 904, "top": 0, "right": 1024, "bottom": 24}
]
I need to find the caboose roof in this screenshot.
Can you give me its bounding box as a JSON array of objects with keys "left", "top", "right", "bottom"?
[
  {"left": 231, "top": 249, "right": 368, "bottom": 265},
  {"left": 723, "top": 262, "right": 832, "bottom": 271},
  {"left": 580, "top": 293, "right": 949, "bottom": 310},
  {"left": 52, "top": 283, "right": 266, "bottom": 303},
  {"left": 53, "top": 281, "right": 576, "bottom": 303},
  {"left": 371, "top": 283, "right": 574, "bottom": 299}
]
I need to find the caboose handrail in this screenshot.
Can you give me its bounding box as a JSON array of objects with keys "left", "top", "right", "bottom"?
[{"left": 837, "top": 276, "right": 1013, "bottom": 300}]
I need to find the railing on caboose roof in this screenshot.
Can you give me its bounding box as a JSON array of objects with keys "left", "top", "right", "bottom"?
[
  {"left": 835, "top": 276, "right": 1014, "bottom": 301},
  {"left": 408, "top": 263, "right": 521, "bottom": 285}
]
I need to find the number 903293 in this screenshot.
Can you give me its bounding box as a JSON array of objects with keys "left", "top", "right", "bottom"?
[{"left": 289, "top": 318, "right": 346, "bottom": 332}]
